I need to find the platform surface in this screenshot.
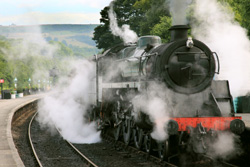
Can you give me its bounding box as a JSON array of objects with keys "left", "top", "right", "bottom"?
[{"left": 0, "top": 94, "right": 44, "bottom": 167}]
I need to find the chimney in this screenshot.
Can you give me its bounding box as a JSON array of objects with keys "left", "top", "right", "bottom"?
[{"left": 169, "top": 25, "right": 190, "bottom": 41}]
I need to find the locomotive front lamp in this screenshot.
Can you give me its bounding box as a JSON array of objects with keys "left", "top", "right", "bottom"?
[{"left": 186, "top": 37, "right": 194, "bottom": 48}]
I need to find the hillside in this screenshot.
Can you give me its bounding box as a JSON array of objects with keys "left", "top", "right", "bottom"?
[{"left": 0, "top": 24, "right": 100, "bottom": 57}]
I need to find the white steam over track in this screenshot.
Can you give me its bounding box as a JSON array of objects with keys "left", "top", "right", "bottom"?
[
  {"left": 37, "top": 60, "right": 101, "bottom": 144},
  {"left": 108, "top": 2, "right": 138, "bottom": 44}
]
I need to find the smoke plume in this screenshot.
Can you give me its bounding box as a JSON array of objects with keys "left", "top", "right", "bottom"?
[
  {"left": 37, "top": 59, "right": 101, "bottom": 143},
  {"left": 191, "top": 0, "right": 250, "bottom": 97},
  {"left": 168, "top": 0, "right": 192, "bottom": 25},
  {"left": 132, "top": 82, "right": 172, "bottom": 141},
  {"left": 1, "top": 25, "right": 57, "bottom": 84},
  {"left": 108, "top": 2, "right": 138, "bottom": 44},
  {"left": 0, "top": 12, "right": 102, "bottom": 144},
  {"left": 207, "top": 132, "right": 242, "bottom": 160}
]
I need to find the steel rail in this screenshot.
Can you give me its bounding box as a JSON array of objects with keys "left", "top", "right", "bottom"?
[
  {"left": 102, "top": 134, "right": 178, "bottom": 167},
  {"left": 220, "top": 161, "right": 239, "bottom": 167},
  {"left": 28, "top": 112, "right": 43, "bottom": 167},
  {"left": 56, "top": 128, "right": 99, "bottom": 167},
  {"left": 203, "top": 155, "right": 239, "bottom": 167}
]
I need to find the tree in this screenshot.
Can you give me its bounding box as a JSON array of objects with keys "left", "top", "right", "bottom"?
[
  {"left": 0, "top": 36, "right": 76, "bottom": 90},
  {"left": 93, "top": 0, "right": 140, "bottom": 50},
  {"left": 93, "top": 6, "right": 122, "bottom": 50},
  {"left": 238, "top": 0, "right": 250, "bottom": 37},
  {"left": 134, "top": 0, "right": 170, "bottom": 36},
  {"left": 222, "top": 0, "right": 250, "bottom": 37},
  {"left": 0, "top": 40, "right": 13, "bottom": 88},
  {"left": 93, "top": 0, "right": 250, "bottom": 51},
  {"left": 150, "top": 16, "right": 172, "bottom": 42}
]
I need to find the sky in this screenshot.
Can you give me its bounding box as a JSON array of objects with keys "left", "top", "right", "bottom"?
[{"left": 0, "top": 0, "right": 113, "bottom": 25}]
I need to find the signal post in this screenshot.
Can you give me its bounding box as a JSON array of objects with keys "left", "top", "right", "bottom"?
[{"left": 0, "top": 79, "right": 4, "bottom": 99}]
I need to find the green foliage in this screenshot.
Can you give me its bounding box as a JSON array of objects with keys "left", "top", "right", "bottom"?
[
  {"left": 134, "top": 0, "right": 170, "bottom": 36},
  {"left": 92, "top": 6, "right": 122, "bottom": 50},
  {"left": 93, "top": 0, "right": 140, "bottom": 50},
  {"left": 17, "top": 87, "right": 23, "bottom": 93},
  {"left": 217, "top": 0, "right": 250, "bottom": 37},
  {"left": 93, "top": 0, "right": 170, "bottom": 49},
  {"left": 0, "top": 37, "right": 75, "bottom": 91},
  {"left": 50, "top": 41, "right": 74, "bottom": 57},
  {"left": 93, "top": 0, "right": 250, "bottom": 50},
  {"left": 150, "top": 16, "right": 172, "bottom": 42},
  {"left": 235, "top": 0, "right": 250, "bottom": 37}
]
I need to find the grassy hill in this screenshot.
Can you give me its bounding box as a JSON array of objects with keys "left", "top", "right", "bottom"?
[{"left": 0, "top": 24, "right": 100, "bottom": 57}]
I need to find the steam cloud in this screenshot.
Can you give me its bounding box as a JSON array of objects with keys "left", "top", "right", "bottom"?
[
  {"left": 2, "top": 25, "right": 57, "bottom": 84},
  {"left": 168, "top": 0, "right": 192, "bottom": 25},
  {"left": 108, "top": 2, "right": 138, "bottom": 44},
  {"left": 132, "top": 82, "right": 172, "bottom": 141},
  {"left": 37, "top": 59, "right": 101, "bottom": 143},
  {"left": 207, "top": 132, "right": 241, "bottom": 160},
  {"left": 191, "top": 0, "right": 250, "bottom": 97},
  {"left": 1, "top": 21, "right": 101, "bottom": 143}
]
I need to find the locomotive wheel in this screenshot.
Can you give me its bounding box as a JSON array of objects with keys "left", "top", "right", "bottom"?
[
  {"left": 113, "top": 115, "right": 122, "bottom": 141},
  {"left": 113, "top": 101, "right": 122, "bottom": 141},
  {"left": 144, "top": 133, "right": 152, "bottom": 153},
  {"left": 123, "top": 118, "right": 132, "bottom": 145},
  {"left": 133, "top": 126, "right": 143, "bottom": 149},
  {"left": 157, "top": 140, "right": 169, "bottom": 160},
  {"left": 158, "top": 135, "right": 179, "bottom": 161}
]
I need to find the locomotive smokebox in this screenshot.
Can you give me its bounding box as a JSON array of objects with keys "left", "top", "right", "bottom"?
[{"left": 169, "top": 25, "right": 190, "bottom": 41}]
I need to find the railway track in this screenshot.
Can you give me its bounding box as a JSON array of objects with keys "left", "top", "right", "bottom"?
[
  {"left": 28, "top": 112, "right": 43, "bottom": 167},
  {"left": 102, "top": 134, "right": 178, "bottom": 167},
  {"left": 103, "top": 134, "right": 241, "bottom": 167},
  {"left": 28, "top": 112, "right": 95, "bottom": 167},
  {"left": 57, "top": 129, "right": 98, "bottom": 167},
  {"left": 28, "top": 112, "right": 164, "bottom": 167},
  {"left": 23, "top": 110, "right": 243, "bottom": 167}
]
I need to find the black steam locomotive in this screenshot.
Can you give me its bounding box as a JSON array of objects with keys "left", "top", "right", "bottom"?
[{"left": 92, "top": 25, "right": 245, "bottom": 160}]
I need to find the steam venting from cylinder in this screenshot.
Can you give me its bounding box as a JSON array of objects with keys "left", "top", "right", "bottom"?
[{"left": 169, "top": 25, "right": 190, "bottom": 41}]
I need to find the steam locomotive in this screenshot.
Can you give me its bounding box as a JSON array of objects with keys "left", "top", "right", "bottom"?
[{"left": 91, "top": 25, "right": 245, "bottom": 160}]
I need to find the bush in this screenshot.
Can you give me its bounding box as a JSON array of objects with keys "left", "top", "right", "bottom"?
[{"left": 17, "top": 88, "right": 23, "bottom": 93}]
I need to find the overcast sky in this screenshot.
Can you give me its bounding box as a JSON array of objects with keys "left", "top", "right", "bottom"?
[{"left": 0, "top": 0, "right": 113, "bottom": 25}]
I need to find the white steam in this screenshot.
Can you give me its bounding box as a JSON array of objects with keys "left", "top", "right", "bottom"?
[
  {"left": 168, "top": 0, "right": 192, "bottom": 25},
  {"left": 191, "top": 0, "right": 250, "bottom": 97},
  {"left": 1, "top": 16, "right": 101, "bottom": 144},
  {"left": 2, "top": 25, "right": 58, "bottom": 84},
  {"left": 108, "top": 2, "right": 138, "bottom": 43},
  {"left": 37, "top": 60, "right": 101, "bottom": 143},
  {"left": 207, "top": 132, "right": 241, "bottom": 160},
  {"left": 132, "top": 82, "right": 172, "bottom": 141}
]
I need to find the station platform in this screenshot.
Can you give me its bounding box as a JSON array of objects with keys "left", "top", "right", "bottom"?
[{"left": 0, "top": 94, "right": 44, "bottom": 167}]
